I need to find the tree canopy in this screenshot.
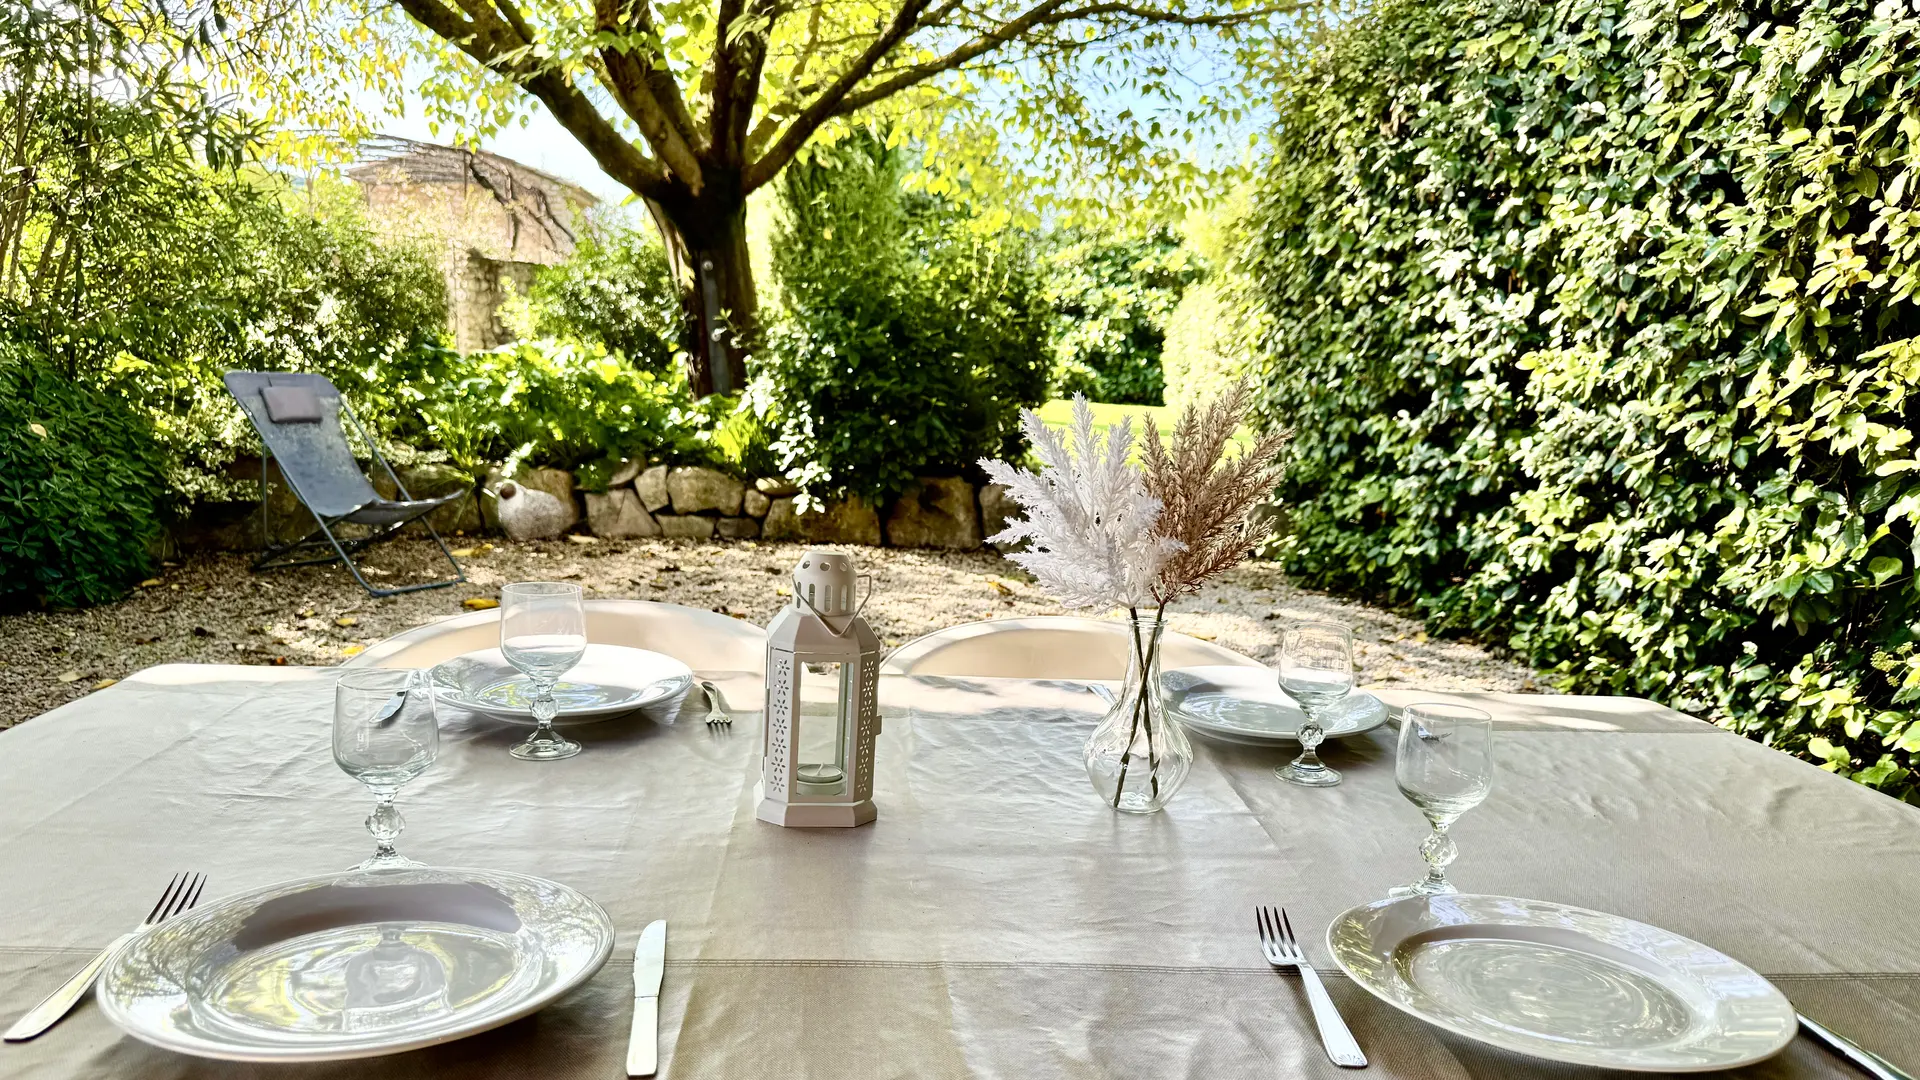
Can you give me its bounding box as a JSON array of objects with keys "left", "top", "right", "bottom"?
[{"left": 332, "top": 0, "right": 1287, "bottom": 392}]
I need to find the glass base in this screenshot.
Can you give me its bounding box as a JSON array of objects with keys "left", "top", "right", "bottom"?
[
  {"left": 511, "top": 729, "right": 581, "bottom": 761},
  {"left": 1276, "top": 757, "right": 1343, "bottom": 787},
  {"left": 354, "top": 851, "right": 424, "bottom": 872},
  {"left": 1390, "top": 877, "right": 1457, "bottom": 898}
]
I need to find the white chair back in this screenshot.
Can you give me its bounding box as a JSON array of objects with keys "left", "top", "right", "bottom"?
[
  {"left": 345, "top": 599, "right": 766, "bottom": 674},
  {"left": 880, "top": 616, "right": 1264, "bottom": 680}
]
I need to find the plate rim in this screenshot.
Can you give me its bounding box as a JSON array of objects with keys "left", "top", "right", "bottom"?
[
  {"left": 431, "top": 643, "right": 693, "bottom": 724},
  {"left": 1163, "top": 668, "right": 1388, "bottom": 744},
  {"left": 96, "top": 865, "right": 617, "bottom": 1063},
  {"left": 1324, "top": 893, "right": 1796, "bottom": 1073}
]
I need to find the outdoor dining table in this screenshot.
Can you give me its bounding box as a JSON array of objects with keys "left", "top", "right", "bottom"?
[{"left": 2, "top": 662, "right": 1917, "bottom": 1079}]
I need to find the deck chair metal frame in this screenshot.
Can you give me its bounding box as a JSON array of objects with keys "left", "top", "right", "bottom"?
[{"left": 225, "top": 371, "right": 468, "bottom": 598}]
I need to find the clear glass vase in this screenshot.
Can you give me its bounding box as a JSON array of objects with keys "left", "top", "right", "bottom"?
[{"left": 1084, "top": 610, "right": 1194, "bottom": 814}]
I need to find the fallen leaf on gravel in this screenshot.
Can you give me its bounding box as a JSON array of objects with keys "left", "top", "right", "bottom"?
[
  {"left": 566, "top": 534, "right": 597, "bottom": 544},
  {"left": 341, "top": 645, "right": 366, "bottom": 657},
  {"left": 92, "top": 679, "right": 117, "bottom": 691},
  {"left": 335, "top": 616, "right": 358, "bottom": 627},
  {"left": 57, "top": 670, "right": 80, "bottom": 683},
  {"left": 271, "top": 656, "right": 288, "bottom": 665},
  {"left": 1188, "top": 631, "right": 1218, "bottom": 641},
  {"left": 299, "top": 607, "right": 316, "bottom": 618},
  {"left": 449, "top": 547, "right": 476, "bottom": 558},
  {"left": 463, "top": 597, "right": 499, "bottom": 610},
  {"left": 988, "top": 580, "right": 1013, "bottom": 597},
  {"left": 137, "top": 578, "right": 162, "bottom": 588}
]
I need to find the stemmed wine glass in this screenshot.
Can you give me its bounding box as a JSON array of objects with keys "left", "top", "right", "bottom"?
[
  {"left": 1276, "top": 622, "right": 1354, "bottom": 787},
  {"left": 500, "top": 581, "right": 588, "bottom": 761},
  {"left": 333, "top": 668, "right": 440, "bottom": 870},
  {"left": 1391, "top": 702, "right": 1494, "bottom": 897}
]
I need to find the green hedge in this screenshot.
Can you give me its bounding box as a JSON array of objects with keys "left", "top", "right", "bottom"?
[
  {"left": 0, "top": 340, "right": 169, "bottom": 607},
  {"left": 761, "top": 132, "right": 1050, "bottom": 505},
  {"left": 1241, "top": 0, "right": 1920, "bottom": 801}
]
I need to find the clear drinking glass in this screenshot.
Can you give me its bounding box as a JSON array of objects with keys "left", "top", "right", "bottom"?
[
  {"left": 500, "top": 581, "right": 588, "bottom": 761},
  {"left": 333, "top": 668, "right": 440, "bottom": 870},
  {"left": 1275, "top": 621, "right": 1355, "bottom": 787},
  {"left": 1391, "top": 703, "right": 1494, "bottom": 896}
]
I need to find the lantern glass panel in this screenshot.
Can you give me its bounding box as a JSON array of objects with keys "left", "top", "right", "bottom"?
[{"left": 796, "top": 661, "right": 853, "bottom": 795}]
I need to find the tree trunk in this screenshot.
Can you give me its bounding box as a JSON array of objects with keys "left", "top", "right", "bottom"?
[{"left": 646, "top": 171, "right": 755, "bottom": 398}]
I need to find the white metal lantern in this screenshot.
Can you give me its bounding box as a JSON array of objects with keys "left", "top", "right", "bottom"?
[{"left": 757, "top": 548, "right": 882, "bottom": 828}]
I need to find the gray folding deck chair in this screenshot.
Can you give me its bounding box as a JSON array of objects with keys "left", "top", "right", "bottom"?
[{"left": 224, "top": 371, "right": 467, "bottom": 598}]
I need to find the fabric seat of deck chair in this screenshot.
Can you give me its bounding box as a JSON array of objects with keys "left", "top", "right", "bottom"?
[{"left": 224, "top": 371, "right": 467, "bottom": 595}]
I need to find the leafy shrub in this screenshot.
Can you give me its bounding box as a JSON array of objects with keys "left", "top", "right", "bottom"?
[
  {"left": 10, "top": 157, "right": 451, "bottom": 502},
  {"left": 1241, "top": 0, "right": 1920, "bottom": 801},
  {"left": 1160, "top": 281, "right": 1249, "bottom": 415},
  {"left": 759, "top": 132, "right": 1050, "bottom": 505},
  {"left": 0, "top": 339, "right": 169, "bottom": 608},
  {"left": 513, "top": 218, "right": 683, "bottom": 372},
  {"left": 419, "top": 338, "right": 716, "bottom": 477},
  {"left": 1042, "top": 227, "right": 1200, "bottom": 405}
]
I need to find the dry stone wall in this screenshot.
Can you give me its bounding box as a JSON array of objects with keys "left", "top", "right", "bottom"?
[
  {"left": 503, "top": 463, "right": 992, "bottom": 549},
  {"left": 174, "top": 457, "right": 1006, "bottom": 552}
]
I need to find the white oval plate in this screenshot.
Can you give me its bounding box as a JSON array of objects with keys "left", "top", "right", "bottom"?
[
  {"left": 1162, "top": 665, "right": 1387, "bottom": 745},
  {"left": 1327, "top": 894, "right": 1796, "bottom": 1072},
  {"left": 431, "top": 644, "right": 693, "bottom": 726},
  {"left": 97, "top": 866, "right": 615, "bottom": 1063}
]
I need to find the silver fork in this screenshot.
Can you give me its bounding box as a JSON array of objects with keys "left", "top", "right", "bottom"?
[
  {"left": 700, "top": 680, "right": 732, "bottom": 727},
  {"left": 5, "top": 872, "right": 207, "bottom": 1042},
  {"left": 1257, "top": 905, "right": 1367, "bottom": 1068}
]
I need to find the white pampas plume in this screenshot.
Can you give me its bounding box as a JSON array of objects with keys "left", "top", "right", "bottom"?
[{"left": 980, "top": 395, "right": 1181, "bottom": 611}]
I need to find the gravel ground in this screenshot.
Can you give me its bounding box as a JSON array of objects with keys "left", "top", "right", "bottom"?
[{"left": 0, "top": 537, "right": 1540, "bottom": 728}]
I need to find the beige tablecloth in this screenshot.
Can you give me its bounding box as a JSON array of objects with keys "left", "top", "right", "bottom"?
[{"left": 2, "top": 665, "right": 1917, "bottom": 1079}]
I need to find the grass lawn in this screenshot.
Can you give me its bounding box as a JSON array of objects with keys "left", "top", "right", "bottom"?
[
  {"left": 1037, "top": 398, "right": 1252, "bottom": 454},
  {"left": 1037, "top": 398, "right": 1175, "bottom": 438}
]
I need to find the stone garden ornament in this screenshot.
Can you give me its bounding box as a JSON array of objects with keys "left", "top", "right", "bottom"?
[
  {"left": 495, "top": 480, "right": 574, "bottom": 541},
  {"left": 981, "top": 388, "right": 1289, "bottom": 813},
  {"left": 757, "top": 549, "right": 882, "bottom": 828}
]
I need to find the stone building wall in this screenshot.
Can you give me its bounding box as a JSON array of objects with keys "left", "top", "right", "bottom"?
[
  {"left": 349, "top": 139, "right": 598, "bottom": 352},
  {"left": 447, "top": 249, "right": 541, "bottom": 353}
]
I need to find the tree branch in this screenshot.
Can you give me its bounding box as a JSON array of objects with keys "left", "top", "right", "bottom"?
[
  {"left": 390, "top": 0, "right": 672, "bottom": 195},
  {"left": 595, "top": 0, "right": 707, "bottom": 186},
  {"left": 740, "top": 0, "right": 941, "bottom": 190},
  {"left": 831, "top": 1, "right": 1287, "bottom": 119}
]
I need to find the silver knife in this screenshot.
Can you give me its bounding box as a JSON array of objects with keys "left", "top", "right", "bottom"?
[
  {"left": 1801, "top": 1013, "right": 1916, "bottom": 1080},
  {"left": 627, "top": 919, "right": 667, "bottom": 1077}
]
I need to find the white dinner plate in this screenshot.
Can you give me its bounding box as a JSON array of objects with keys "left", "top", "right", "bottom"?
[
  {"left": 1162, "top": 665, "right": 1387, "bottom": 745},
  {"left": 431, "top": 644, "right": 693, "bottom": 726},
  {"left": 97, "top": 866, "right": 616, "bottom": 1063},
  {"left": 1327, "top": 894, "right": 1796, "bottom": 1072}
]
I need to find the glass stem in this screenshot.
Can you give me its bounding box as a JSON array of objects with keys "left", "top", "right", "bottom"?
[
  {"left": 1420, "top": 819, "right": 1457, "bottom": 890},
  {"left": 367, "top": 789, "right": 402, "bottom": 860},
  {"left": 1297, "top": 707, "right": 1325, "bottom": 766},
  {"left": 532, "top": 685, "right": 558, "bottom": 737}
]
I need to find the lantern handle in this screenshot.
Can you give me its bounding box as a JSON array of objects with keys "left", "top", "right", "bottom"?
[{"left": 792, "top": 573, "right": 874, "bottom": 637}]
